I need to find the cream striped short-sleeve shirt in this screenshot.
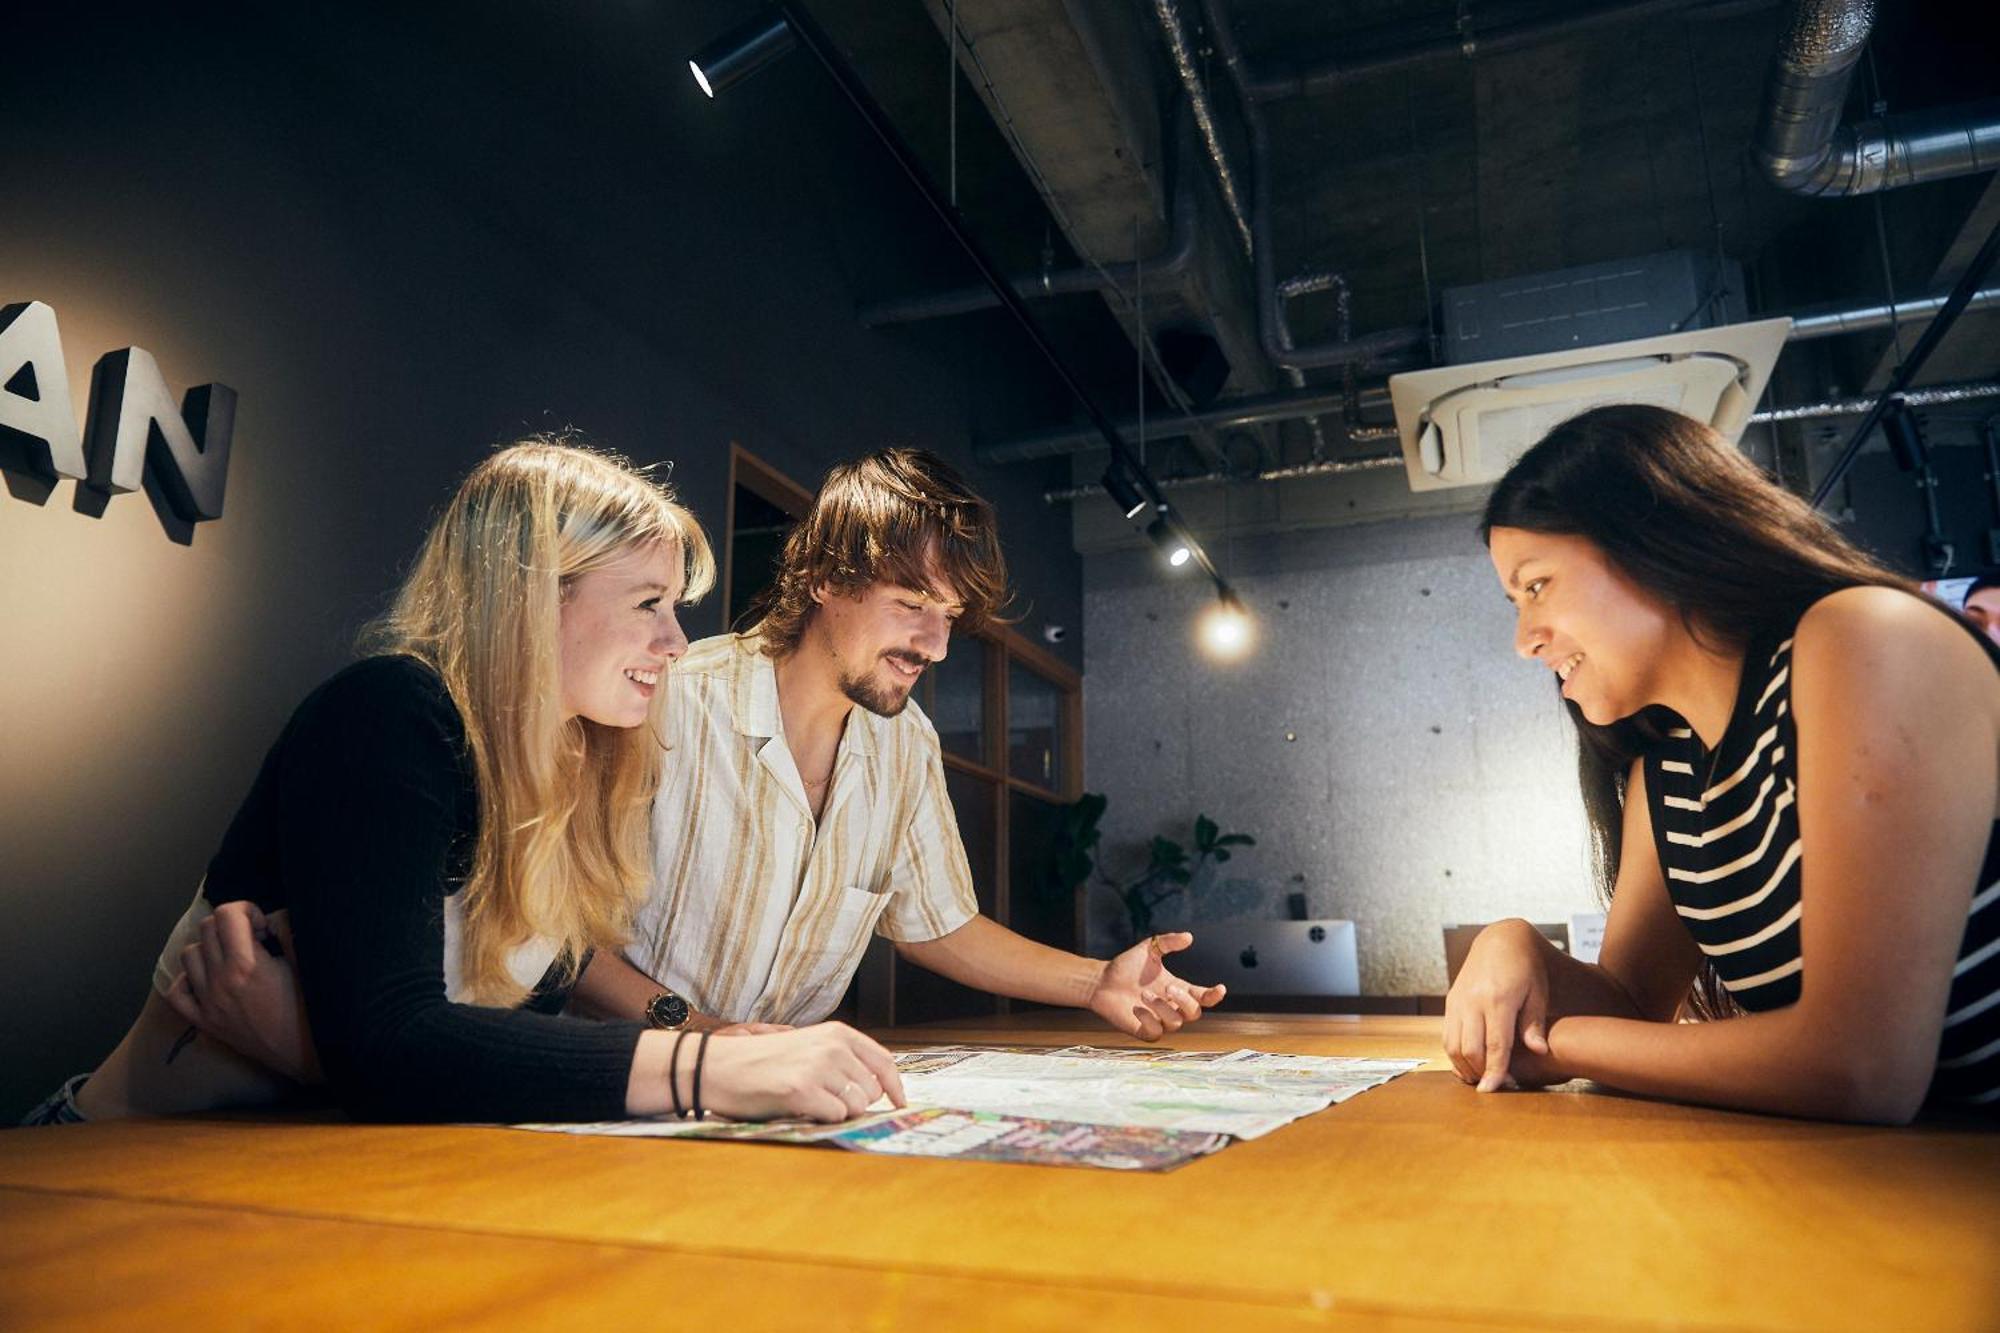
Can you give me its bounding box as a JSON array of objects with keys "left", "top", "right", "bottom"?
[{"left": 625, "top": 632, "right": 979, "bottom": 1024}]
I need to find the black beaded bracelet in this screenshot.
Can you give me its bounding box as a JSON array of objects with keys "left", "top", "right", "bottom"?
[
  {"left": 669, "top": 1029, "right": 690, "bottom": 1119},
  {"left": 692, "top": 1030, "right": 713, "bottom": 1121}
]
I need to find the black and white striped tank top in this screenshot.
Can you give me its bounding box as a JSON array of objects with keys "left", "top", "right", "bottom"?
[{"left": 1643, "top": 625, "right": 2000, "bottom": 1110}]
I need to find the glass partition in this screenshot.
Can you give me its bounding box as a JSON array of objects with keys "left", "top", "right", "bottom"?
[
  {"left": 1007, "top": 660, "right": 1065, "bottom": 792},
  {"left": 928, "top": 635, "right": 987, "bottom": 763}
]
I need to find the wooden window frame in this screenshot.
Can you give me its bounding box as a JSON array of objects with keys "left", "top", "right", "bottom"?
[
  {"left": 721, "top": 445, "right": 817, "bottom": 629},
  {"left": 931, "top": 628, "right": 1082, "bottom": 929}
]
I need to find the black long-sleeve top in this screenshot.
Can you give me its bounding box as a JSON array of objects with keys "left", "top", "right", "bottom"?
[{"left": 203, "top": 655, "right": 644, "bottom": 1122}]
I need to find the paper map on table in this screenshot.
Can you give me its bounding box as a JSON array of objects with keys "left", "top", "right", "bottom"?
[
  {"left": 890, "top": 1045, "right": 1423, "bottom": 1140},
  {"left": 513, "top": 1045, "right": 1420, "bottom": 1171},
  {"left": 517, "top": 1102, "right": 1228, "bottom": 1170}
]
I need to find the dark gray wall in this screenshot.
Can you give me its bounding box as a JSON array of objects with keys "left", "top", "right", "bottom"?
[{"left": 0, "top": 2, "right": 1085, "bottom": 1117}]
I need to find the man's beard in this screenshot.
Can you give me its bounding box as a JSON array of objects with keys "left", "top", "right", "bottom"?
[{"left": 839, "top": 652, "right": 927, "bottom": 717}]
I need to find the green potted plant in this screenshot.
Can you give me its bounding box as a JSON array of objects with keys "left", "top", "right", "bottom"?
[{"left": 1038, "top": 794, "right": 1254, "bottom": 945}]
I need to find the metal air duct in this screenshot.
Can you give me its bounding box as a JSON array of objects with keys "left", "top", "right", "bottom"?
[{"left": 1756, "top": 0, "right": 2000, "bottom": 196}]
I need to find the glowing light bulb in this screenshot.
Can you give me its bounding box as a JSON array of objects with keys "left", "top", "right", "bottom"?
[{"left": 1199, "top": 601, "right": 1253, "bottom": 659}]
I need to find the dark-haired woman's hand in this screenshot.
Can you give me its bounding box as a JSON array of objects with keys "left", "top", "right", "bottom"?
[
  {"left": 693, "top": 1022, "right": 907, "bottom": 1123},
  {"left": 1443, "top": 919, "right": 1558, "bottom": 1092}
]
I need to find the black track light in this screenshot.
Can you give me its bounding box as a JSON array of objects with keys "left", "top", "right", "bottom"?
[
  {"left": 689, "top": 8, "right": 797, "bottom": 99},
  {"left": 1882, "top": 401, "right": 1928, "bottom": 473},
  {"left": 1148, "top": 514, "right": 1193, "bottom": 569},
  {"left": 1101, "top": 465, "right": 1148, "bottom": 520}
]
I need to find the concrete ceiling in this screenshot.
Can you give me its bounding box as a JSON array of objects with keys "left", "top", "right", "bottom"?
[
  {"left": 812, "top": 0, "right": 1999, "bottom": 543},
  {"left": 1254, "top": 3, "right": 1805, "bottom": 342}
]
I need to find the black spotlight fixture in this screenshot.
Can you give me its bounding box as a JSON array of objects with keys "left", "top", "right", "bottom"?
[
  {"left": 1101, "top": 463, "right": 1148, "bottom": 520},
  {"left": 1882, "top": 401, "right": 1928, "bottom": 473},
  {"left": 1147, "top": 509, "right": 1193, "bottom": 569},
  {"left": 689, "top": 8, "right": 797, "bottom": 99}
]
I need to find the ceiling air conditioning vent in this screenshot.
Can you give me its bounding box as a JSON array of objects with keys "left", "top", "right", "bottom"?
[{"left": 1388, "top": 318, "right": 1791, "bottom": 491}]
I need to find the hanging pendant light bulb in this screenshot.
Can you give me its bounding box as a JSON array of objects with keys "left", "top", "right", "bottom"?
[{"left": 1198, "top": 594, "right": 1254, "bottom": 660}]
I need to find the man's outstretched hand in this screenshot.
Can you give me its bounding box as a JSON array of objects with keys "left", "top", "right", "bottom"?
[{"left": 1088, "top": 931, "right": 1226, "bottom": 1040}]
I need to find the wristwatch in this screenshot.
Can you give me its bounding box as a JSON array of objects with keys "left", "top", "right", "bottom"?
[{"left": 644, "top": 989, "right": 691, "bottom": 1030}]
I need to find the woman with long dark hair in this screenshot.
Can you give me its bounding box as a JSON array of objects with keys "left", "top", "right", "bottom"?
[{"left": 1448, "top": 404, "right": 1998, "bottom": 1122}]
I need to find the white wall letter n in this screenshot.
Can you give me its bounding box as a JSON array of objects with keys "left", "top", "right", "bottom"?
[{"left": 85, "top": 347, "right": 236, "bottom": 522}]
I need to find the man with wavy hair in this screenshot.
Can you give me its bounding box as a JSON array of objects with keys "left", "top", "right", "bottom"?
[{"left": 575, "top": 447, "right": 1226, "bottom": 1041}]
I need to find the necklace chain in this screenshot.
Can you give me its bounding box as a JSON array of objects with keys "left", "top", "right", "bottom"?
[{"left": 1700, "top": 736, "right": 1724, "bottom": 789}]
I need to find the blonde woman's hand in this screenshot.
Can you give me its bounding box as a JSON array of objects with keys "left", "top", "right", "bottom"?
[
  {"left": 1443, "top": 918, "right": 1564, "bottom": 1092},
  {"left": 162, "top": 901, "right": 325, "bottom": 1085},
  {"left": 695, "top": 1022, "right": 907, "bottom": 1123}
]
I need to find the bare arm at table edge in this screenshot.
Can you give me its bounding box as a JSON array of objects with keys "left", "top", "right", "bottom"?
[
  {"left": 1444, "top": 758, "right": 1704, "bottom": 1089},
  {"left": 896, "top": 914, "right": 1226, "bottom": 1042}
]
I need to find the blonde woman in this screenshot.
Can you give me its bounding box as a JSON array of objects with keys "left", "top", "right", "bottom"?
[{"left": 27, "top": 440, "right": 904, "bottom": 1125}]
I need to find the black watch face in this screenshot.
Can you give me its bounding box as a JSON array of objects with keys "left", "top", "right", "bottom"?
[{"left": 648, "top": 991, "right": 690, "bottom": 1029}]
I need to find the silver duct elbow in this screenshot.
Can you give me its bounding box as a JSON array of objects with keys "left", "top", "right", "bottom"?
[
  {"left": 1754, "top": 0, "right": 1872, "bottom": 191},
  {"left": 1757, "top": 0, "right": 2000, "bottom": 196},
  {"left": 1790, "top": 103, "right": 2000, "bottom": 196}
]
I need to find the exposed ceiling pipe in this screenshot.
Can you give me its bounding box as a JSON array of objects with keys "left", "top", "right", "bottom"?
[
  {"left": 854, "top": 131, "right": 1345, "bottom": 454},
  {"left": 1787, "top": 285, "right": 2000, "bottom": 338},
  {"left": 1280, "top": 273, "right": 1352, "bottom": 328},
  {"left": 1196, "top": 0, "right": 1433, "bottom": 374},
  {"left": 1755, "top": 379, "right": 2000, "bottom": 423},
  {"left": 1240, "top": 0, "right": 1777, "bottom": 101},
  {"left": 1143, "top": 0, "right": 1431, "bottom": 386},
  {"left": 857, "top": 104, "right": 1203, "bottom": 328},
  {"left": 1039, "top": 380, "right": 2000, "bottom": 503},
  {"left": 1272, "top": 272, "right": 1352, "bottom": 458},
  {"left": 1154, "top": 0, "right": 1384, "bottom": 456},
  {"left": 983, "top": 382, "right": 1386, "bottom": 464},
  {"left": 1756, "top": 0, "right": 2000, "bottom": 196},
  {"left": 1149, "top": 0, "right": 1253, "bottom": 258},
  {"left": 864, "top": 256, "right": 1995, "bottom": 348},
  {"left": 858, "top": 81, "right": 1225, "bottom": 463},
  {"left": 1043, "top": 451, "right": 1403, "bottom": 503},
  {"left": 979, "top": 283, "right": 1999, "bottom": 464}
]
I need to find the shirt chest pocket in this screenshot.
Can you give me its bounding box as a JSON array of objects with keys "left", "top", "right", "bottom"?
[{"left": 816, "top": 883, "right": 891, "bottom": 960}]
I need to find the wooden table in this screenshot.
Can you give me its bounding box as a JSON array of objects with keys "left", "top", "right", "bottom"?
[{"left": 3, "top": 1014, "right": 1995, "bottom": 1331}]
